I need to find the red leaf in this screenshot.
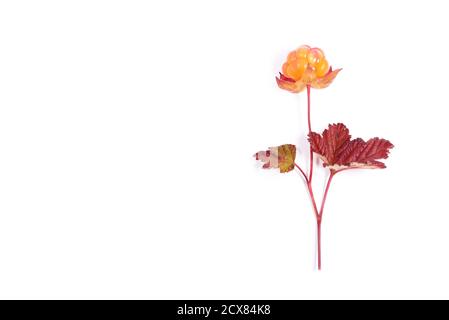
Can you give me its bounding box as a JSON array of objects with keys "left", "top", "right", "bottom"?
[
  {"left": 278, "top": 72, "right": 295, "bottom": 82},
  {"left": 308, "top": 123, "right": 394, "bottom": 170},
  {"left": 276, "top": 74, "right": 306, "bottom": 93}
]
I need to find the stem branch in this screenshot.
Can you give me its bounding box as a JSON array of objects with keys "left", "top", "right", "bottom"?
[
  {"left": 319, "top": 171, "right": 335, "bottom": 217},
  {"left": 298, "top": 85, "right": 336, "bottom": 271},
  {"left": 307, "top": 182, "right": 319, "bottom": 219},
  {"left": 316, "top": 170, "right": 335, "bottom": 270},
  {"left": 295, "top": 163, "right": 308, "bottom": 183}
]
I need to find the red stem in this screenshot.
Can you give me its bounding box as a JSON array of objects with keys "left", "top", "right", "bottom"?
[
  {"left": 295, "top": 163, "right": 308, "bottom": 183},
  {"left": 297, "top": 85, "right": 337, "bottom": 270},
  {"left": 307, "top": 85, "right": 313, "bottom": 183},
  {"left": 307, "top": 182, "right": 319, "bottom": 219},
  {"left": 316, "top": 171, "right": 335, "bottom": 270},
  {"left": 295, "top": 163, "right": 319, "bottom": 218},
  {"left": 319, "top": 171, "right": 335, "bottom": 216},
  {"left": 317, "top": 219, "right": 322, "bottom": 270}
]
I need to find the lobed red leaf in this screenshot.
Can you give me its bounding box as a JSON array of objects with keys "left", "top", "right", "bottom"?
[{"left": 308, "top": 123, "right": 394, "bottom": 170}]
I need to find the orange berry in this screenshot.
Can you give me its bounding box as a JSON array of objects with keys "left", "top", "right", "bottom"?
[
  {"left": 315, "top": 59, "right": 329, "bottom": 77},
  {"left": 307, "top": 48, "right": 324, "bottom": 66}
]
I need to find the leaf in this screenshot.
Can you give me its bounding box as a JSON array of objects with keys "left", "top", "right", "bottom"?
[
  {"left": 310, "top": 68, "right": 342, "bottom": 89},
  {"left": 275, "top": 73, "right": 307, "bottom": 93},
  {"left": 308, "top": 123, "right": 394, "bottom": 170},
  {"left": 254, "top": 144, "right": 296, "bottom": 173}
]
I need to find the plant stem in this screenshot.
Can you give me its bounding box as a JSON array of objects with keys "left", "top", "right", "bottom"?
[
  {"left": 298, "top": 86, "right": 336, "bottom": 271},
  {"left": 316, "top": 170, "right": 335, "bottom": 270},
  {"left": 295, "top": 163, "right": 319, "bottom": 218},
  {"left": 317, "top": 218, "right": 322, "bottom": 270},
  {"left": 295, "top": 163, "right": 308, "bottom": 183},
  {"left": 307, "top": 182, "right": 319, "bottom": 219},
  {"left": 319, "top": 171, "right": 335, "bottom": 216},
  {"left": 307, "top": 85, "right": 313, "bottom": 183}
]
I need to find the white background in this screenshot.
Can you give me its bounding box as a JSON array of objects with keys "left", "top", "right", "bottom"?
[{"left": 0, "top": 0, "right": 448, "bottom": 300}]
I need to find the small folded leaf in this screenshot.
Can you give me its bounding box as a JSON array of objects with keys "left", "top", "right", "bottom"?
[
  {"left": 311, "top": 68, "right": 342, "bottom": 89},
  {"left": 276, "top": 73, "right": 306, "bottom": 93},
  {"left": 308, "top": 123, "right": 393, "bottom": 170},
  {"left": 254, "top": 144, "right": 296, "bottom": 173}
]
